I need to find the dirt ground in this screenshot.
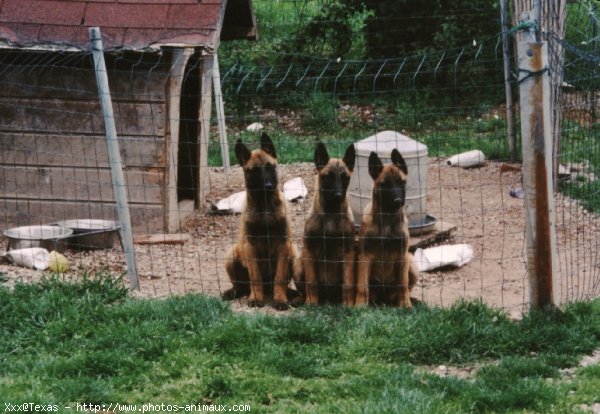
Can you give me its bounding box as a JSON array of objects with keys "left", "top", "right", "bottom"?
[{"left": 1, "top": 160, "right": 599, "bottom": 318}]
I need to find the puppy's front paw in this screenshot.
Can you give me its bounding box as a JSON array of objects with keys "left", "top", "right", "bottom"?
[
  {"left": 248, "top": 299, "right": 265, "bottom": 308},
  {"left": 354, "top": 294, "right": 368, "bottom": 306},
  {"left": 290, "top": 294, "right": 305, "bottom": 307},
  {"left": 222, "top": 288, "right": 239, "bottom": 301},
  {"left": 273, "top": 301, "right": 289, "bottom": 311}
]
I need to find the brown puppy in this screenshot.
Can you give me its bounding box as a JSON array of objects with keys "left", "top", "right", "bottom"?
[
  {"left": 356, "top": 149, "right": 419, "bottom": 307},
  {"left": 222, "top": 133, "right": 296, "bottom": 310},
  {"left": 294, "top": 142, "right": 356, "bottom": 305}
]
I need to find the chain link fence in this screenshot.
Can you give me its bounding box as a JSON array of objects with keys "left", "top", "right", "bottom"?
[{"left": 0, "top": 0, "right": 598, "bottom": 314}]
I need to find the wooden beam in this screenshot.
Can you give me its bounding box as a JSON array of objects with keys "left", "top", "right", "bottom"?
[
  {"left": 165, "top": 48, "right": 194, "bottom": 233},
  {"left": 198, "top": 53, "right": 214, "bottom": 211},
  {"left": 134, "top": 233, "right": 192, "bottom": 245},
  {"left": 409, "top": 220, "right": 458, "bottom": 252}
]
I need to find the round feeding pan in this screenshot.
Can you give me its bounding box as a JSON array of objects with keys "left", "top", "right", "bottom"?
[
  {"left": 3, "top": 225, "right": 73, "bottom": 252},
  {"left": 56, "top": 219, "right": 121, "bottom": 250},
  {"left": 408, "top": 214, "right": 437, "bottom": 236}
]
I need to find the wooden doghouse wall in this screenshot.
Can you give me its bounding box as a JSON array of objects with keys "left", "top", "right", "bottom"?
[{"left": 0, "top": 50, "right": 178, "bottom": 233}]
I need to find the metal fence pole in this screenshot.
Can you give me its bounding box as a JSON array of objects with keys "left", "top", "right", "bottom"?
[
  {"left": 89, "top": 27, "right": 139, "bottom": 290},
  {"left": 517, "top": 39, "right": 559, "bottom": 310},
  {"left": 213, "top": 53, "right": 230, "bottom": 171}
]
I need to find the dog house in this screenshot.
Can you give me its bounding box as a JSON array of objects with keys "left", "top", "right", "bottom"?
[{"left": 0, "top": 0, "right": 256, "bottom": 234}]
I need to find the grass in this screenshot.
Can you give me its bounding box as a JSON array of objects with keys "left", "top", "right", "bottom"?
[
  {"left": 1, "top": 275, "right": 600, "bottom": 413},
  {"left": 558, "top": 121, "right": 600, "bottom": 213},
  {"left": 208, "top": 99, "right": 513, "bottom": 167}
]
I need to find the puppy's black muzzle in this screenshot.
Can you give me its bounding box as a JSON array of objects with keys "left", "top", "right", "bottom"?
[{"left": 392, "top": 197, "right": 404, "bottom": 209}]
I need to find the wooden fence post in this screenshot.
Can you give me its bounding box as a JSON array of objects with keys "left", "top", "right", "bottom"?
[
  {"left": 517, "top": 39, "right": 559, "bottom": 310},
  {"left": 89, "top": 27, "right": 139, "bottom": 290},
  {"left": 198, "top": 53, "right": 214, "bottom": 210},
  {"left": 166, "top": 48, "right": 193, "bottom": 233}
]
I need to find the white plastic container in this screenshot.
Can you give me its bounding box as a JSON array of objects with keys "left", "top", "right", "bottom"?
[
  {"left": 348, "top": 130, "right": 429, "bottom": 226},
  {"left": 446, "top": 150, "right": 485, "bottom": 168}
]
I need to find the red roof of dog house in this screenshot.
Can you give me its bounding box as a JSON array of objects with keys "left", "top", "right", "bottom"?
[{"left": 0, "top": 0, "right": 256, "bottom": 50}]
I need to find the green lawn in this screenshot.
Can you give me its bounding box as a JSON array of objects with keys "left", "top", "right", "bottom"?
[
  {"left": 208, "top": 103, "right": 513, "bottom": 167},
  {"left": 1, "top": 274, "right": 599, "bottom": 413}
]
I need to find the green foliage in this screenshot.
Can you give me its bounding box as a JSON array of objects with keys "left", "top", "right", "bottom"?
[
  {"left": 221, "top": 0, "right": 501, "bottom": 63},
  {"left": 305, "top": 0, "right": 501, "bottom": 58},
  {"left": 560, "top": 179, "right": 600, "bottom": 214},
  {"left": 210, "top": 91, "right": 513, "bottom": 167},
  {"left": 287, "top": 2, "right": 373, "bottom": 59},
  {"left": 558, "top": 120, "right": 600, "bottom": 213},
  {"left": 215, "top": 0, "right": 507, "bottom": 171},
  {"left": 218, "top": 1, "right": 323, "bottom": 67},
  {"left": 564, "top": 1, "right": 600, "bottom": 90},
  {"left": 299, "top": 92, "right": 339, "bottom": 133}
]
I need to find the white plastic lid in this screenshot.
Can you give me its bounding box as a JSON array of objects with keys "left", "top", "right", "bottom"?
[{"left": 354, "top": 130, "right": 428, "bottom": 158}]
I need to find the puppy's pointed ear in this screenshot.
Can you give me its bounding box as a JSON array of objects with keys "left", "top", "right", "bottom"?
[
  {"left": 368, "top": 152, "right": 383, "bottom": 180},
  {"left": 314, "top": 142, "right": 330, "bottom": 171},
  {"left": 260, "top": 133, "right": 277, "bottom": 159},
  {"left": 235, "top": 139, "right": 251, "bottom": 167},
  {"left": 342, "top": 144, "right": 356, "bottom": 172},
  {"left": 391, "top": 149, "right": 408, "bottom": 175}
]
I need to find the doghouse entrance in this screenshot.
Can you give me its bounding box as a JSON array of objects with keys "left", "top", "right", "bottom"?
[{"left": 177, "top": 51, "right": 202, "bottom": 205}]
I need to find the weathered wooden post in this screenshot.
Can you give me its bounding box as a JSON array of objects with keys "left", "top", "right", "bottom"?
[
  {"left": 198, "top": 53, "right": 214, "bottom": 209},
  {"left": 517, "top": 33, "right": 559, "bottom": 310},
  {"left": 89, "top": 27, "right": 139, "bottom": 290}
]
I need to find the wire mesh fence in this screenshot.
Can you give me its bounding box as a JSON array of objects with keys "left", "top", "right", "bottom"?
[{"left": 0, "top": 0, "right": 599, "bottom": 314}]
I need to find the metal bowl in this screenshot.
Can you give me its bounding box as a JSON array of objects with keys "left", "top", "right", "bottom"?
[
  {"left": 408, "top": 214, "right": 437, "bottom": 236},
  {"left": 56, "top": 219, "right": 121, "bottom": 250},
  {"left": 3, "top": 225, "right": 73, "bottom": 252},
  {"left": 353, "top": 214, "right": 437, "bottom": 237}
]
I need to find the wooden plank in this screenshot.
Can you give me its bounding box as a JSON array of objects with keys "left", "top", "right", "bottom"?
[
  {"left": 0, "top": 64, "right": 167, "bottom": 102},
  {"left": 0, "top": 133, "right": 165, "bottom": 168},
  {"left": 165, "top": 48, "right": 193, "bottom": 233},
  {"left": 409, "top": 220, "right": 458, "bottom": 252},
  {"left": 0, "top": 98, "right": 166, "bottom": 136},
  {"left": 134, "top": 233, "right": 192, "bottom": 245},
  {"left": 198, "top": 53, "right": 213, "bottom": 212},
  {"left": 0, "top": 199, "right": 165, "bottom": 234},
  {"left": 0, "top": 165, "right": 164, "bottom": 204}
]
